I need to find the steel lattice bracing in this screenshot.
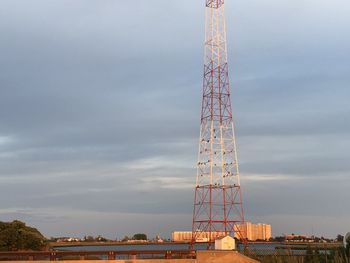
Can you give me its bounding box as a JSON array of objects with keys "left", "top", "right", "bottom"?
[{"left": 191, "top": 0, "right": 247, "bottom": 247}]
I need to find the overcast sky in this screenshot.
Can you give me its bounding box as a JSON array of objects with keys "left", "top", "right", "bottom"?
[{"left": 0, "top": 0, "right": 349, "bottom": 240}]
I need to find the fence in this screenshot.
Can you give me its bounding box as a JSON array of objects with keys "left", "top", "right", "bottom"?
[
  {"left": 0, "top": 243, "right": 348, "bottom": 262},
  {"left": 0, "top": 250, "right": 196, "bottom": 261},
  {"left": 241, "top": 243, "right": 350, "bottom": 263}
]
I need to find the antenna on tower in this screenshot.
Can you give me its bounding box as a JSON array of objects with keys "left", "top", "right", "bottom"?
[{"left": 191, "top": 0, "right": 247, "bottom": 249}]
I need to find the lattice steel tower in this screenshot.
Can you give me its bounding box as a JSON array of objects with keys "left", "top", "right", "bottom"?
[{"left": 191, "top": 0, "right": 247, "bottom": 247}]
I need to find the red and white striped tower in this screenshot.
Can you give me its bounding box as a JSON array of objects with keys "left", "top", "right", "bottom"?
[{"left": 191, "top": 0, "right": 247, "bottom": 248}]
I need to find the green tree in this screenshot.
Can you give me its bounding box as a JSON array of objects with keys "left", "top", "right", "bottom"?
[
  {"left": 96, "top": 235, "right": 107, "bottom": 242},
  {"left": 345, "top": 235, "right": 350, "bottom": 257},
  {"left": 305, "top": 245, "right": 315, "bottom": 262},
  {"left": 273, "top": 236, "right": 285, "bottom": 242},
  {"left": 121, "top": 236, "right": 129, "bottom": 242},
  {"left": 83, "top": 236, "right": 95, "bottom": 242},
  {"left": 0, "top": 220, "right": 47, "bottom": 251},
  {"left": 133, "top": 233, "right": 147, "bottom": 240},
  {"left": 336, "top": 234, "right": 344, "bottom": 242}
]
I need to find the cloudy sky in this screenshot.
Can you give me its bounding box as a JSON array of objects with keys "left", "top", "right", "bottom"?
[{"left": 0, "top": 0, "right": 349, "bottom": 239}]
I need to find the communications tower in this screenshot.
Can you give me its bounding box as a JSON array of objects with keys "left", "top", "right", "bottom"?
[{"left": 191, "top": 0, "right": 247, "bottom": 247}]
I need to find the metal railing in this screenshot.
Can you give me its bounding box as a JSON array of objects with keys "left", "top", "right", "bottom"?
[{"left": 0, "top": 249, "right": 196, "bottom": 261}]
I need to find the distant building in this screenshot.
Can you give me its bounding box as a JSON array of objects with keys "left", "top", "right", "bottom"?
[
  {"left": 283, "top": 234, "right": 314, "bottom": 242},
  {"left": 171, "top": 231, "right": 226, "bottom": 242},
  {"left": 172, "top": 222, "right": 271, "bottom": 242},
  {"left": 126, "top": 239, "right": 148, "bottom": 243},
  {"left": 155, "top": 234, "right": 164, "bottom": 243},
  {"left": 234, "top": 222, "right": 272, "bottom": 241},
  {"left": 56, "top": 237, "right": 81, "bottom": 242},
  {"left": 284, "top": 234, "right": 308, "bottom": 240},
  {"left": 171, "top": 231, "right": 193, "bottom": 242}
]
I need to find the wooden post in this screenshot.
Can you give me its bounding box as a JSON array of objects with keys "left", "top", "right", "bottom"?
[
  {"left": 50, "top": 252, "right": 56, "bottom": 261},
  {"left": 165, "top": 251, "right": 171, "bottom": 259},
  {"left": 108, "top": 252, "right": 115, "bottom": 260}
]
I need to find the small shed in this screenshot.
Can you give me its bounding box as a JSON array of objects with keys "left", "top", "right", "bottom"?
[{"left": 215, "top": 235, "right": 235, "bottom": 250}]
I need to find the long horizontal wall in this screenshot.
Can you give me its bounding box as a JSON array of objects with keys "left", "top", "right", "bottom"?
[
  {"left": 0, "top": 251, "right": 259, "bottom": 263},
  {"left": 0, "top": 260, "right": 193, "bottom": 263}
]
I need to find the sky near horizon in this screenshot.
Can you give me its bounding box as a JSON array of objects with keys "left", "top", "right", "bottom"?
[{"left": 0, "top": 0, "right": 349, "bottom": 239}]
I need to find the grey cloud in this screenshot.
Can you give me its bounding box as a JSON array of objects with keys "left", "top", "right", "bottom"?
[{"left": 0, "top": 0, "right": 349, "bottom": 238}]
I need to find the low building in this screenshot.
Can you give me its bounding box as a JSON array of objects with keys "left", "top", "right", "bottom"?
[
  {"left": 215, "top": 236, "right": 235, "bottom": 250},
  {"left": 284, "top": 234, "right": 308, "bottom": 241},
  {"left": 56, "top": 237, "right": 81, "bottom": 242}
]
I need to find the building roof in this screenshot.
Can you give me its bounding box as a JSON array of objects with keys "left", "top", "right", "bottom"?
[{"left": 215, "top": 235, "right": 234, "bottom": 240}]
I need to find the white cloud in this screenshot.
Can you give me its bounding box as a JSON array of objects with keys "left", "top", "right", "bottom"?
[
  {"left": 0, "top": 136, "right": 13, "bottom": 146},
  {"left": 139, "top": 176, "right": 193, "bottom": 190},
  {"left": 0, "top": 0, "right": 348, "bottom": 239},
  {"left": 122, "top": 156, "right": 194, "bottom": 171},
  {"left": 243, "top": 173, "right": 298, "bottom": 182}
]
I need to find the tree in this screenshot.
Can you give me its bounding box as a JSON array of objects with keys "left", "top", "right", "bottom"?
[
  {"left": 346, "top": 235, "right": 350, "bottom": 257},
  {"left": 83, "top": 236, "right": 95, "bottom": 242},
  {"left": 305, "top": 245, "right": 314, "bottom": 262},
  {"left": 96, "top": 235, "right": 108, "bottom": 242},
  {"left": 133, "top": 233, "right": 147, "bottom": 240},
  {"left": 272, "top": 236, "right": 285, "bottom": 242},
  {"left": 337, "top": 234, "right": 344, "bottom": 242},
  {"left": 121, "top": 236, "right": 129, "bottom": 242},
  {"left": 0, "top": 220, "right": 47, "bottom": 251}
]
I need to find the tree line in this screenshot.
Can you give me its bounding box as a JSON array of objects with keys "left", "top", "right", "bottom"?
[{"left": 0, "top": 220, "right": 47, "bottom": 251}]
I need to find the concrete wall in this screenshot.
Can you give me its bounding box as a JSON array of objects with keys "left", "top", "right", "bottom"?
[
  {"left": 197, "top": 251, "right": 259, "bottom": 263},
  {"left": 0, "top": 260, "right": 193, "bottom": 263},
  {"left": 0, "top": 251, "right": 259, "bottom": 263}
]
